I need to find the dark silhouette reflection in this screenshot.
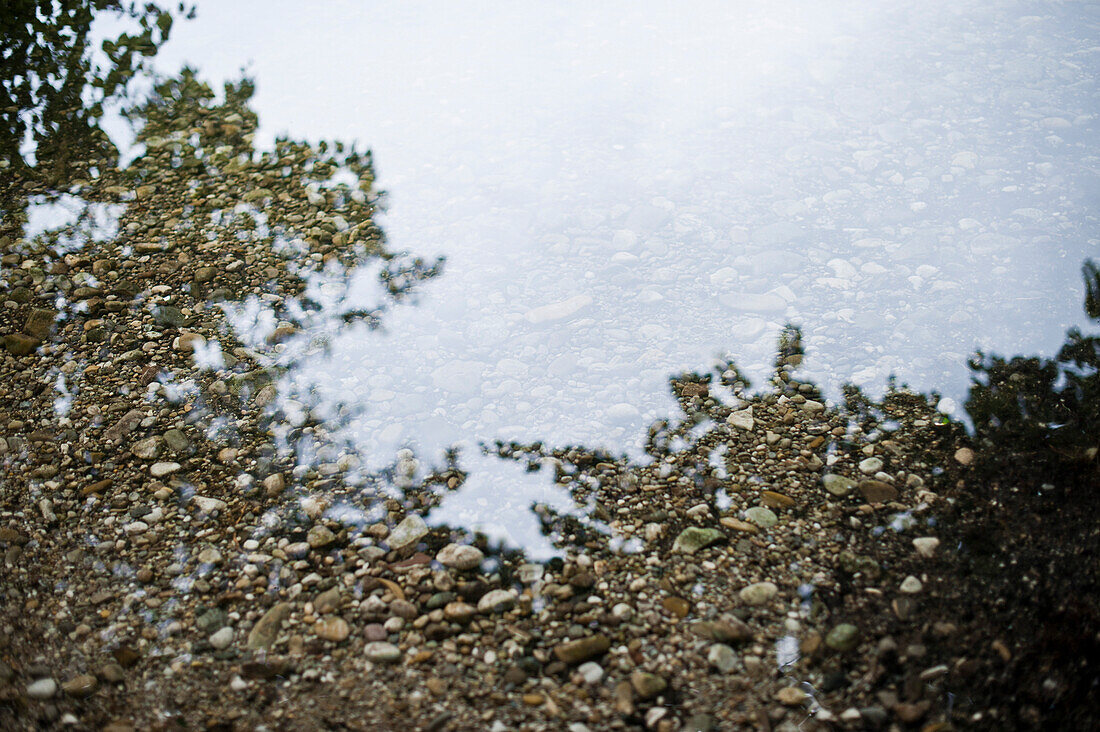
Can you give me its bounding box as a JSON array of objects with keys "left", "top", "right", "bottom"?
[{"left": 1, "top": 1, "right": 191, "bottom": 188}]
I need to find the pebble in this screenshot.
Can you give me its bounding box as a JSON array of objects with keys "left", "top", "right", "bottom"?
[
  {"left": 209, "top": 626, "right": 234, "bottom": 650},
  {"left": 692, "top": 617, "right": 753, "bottom": 644},
  {"left": 61, "top": 674, "right": 97, "bottom": 698},
  {"left": 387, "top": 514, "right": 428, "bottom": 551},
  {"left": 247, "top": 602, "right": 291, "bottom": 650},
  {"left": 825, "top": 623, "right": 860, "bottom": 651},
  {"left": 192, "top": 495, "right": 227, "bottom": 513},
  {"left": 150, "top": 461, "right": 181, "bottom": 477},
  {"left": 630, "top": 671, "right": 667, "bottom": 699},
  {"left": 477, "top": 589, "right": 516, "bottom": 614},
  {"left": 822, "top": 474, "right": 856, "bottom": 497},
  {"left": 671, "top": 527, "right": 725, "bottom": 555},
  {"left": 739, "top": 582, "right": 778, "bottom": 605},
  {"left": 858, "top": 479, "right": 897, "bottom": 503},
  {"left": 900, "top": 575, "right": 924, "bottom": 594},
  {"left": 954, "top": 447, "right": 974, "bottom": 465},
  {"left": 436, "top": 543, "right": 484, "bottom": 571},
  {"left": 858, "top": 457, "right": 884, "bottom": 474},
  {"left": 131, "top": 436, "right": 164, "bottom": 460},
  {"left": 314, "top": 617, "right": 350, "bottom": 642},
  {"left": 776, "top": 686, "right": 807, "bottom": 706},
  {"left": 577, "top": 661, "right": 604, "bottom": 684},
  {"left": 913, "top": 537, "right": 940, "bottom": 557},
  {"left": 364, "top": 642, "right": 402, "bottom": 664},
  {"left": 307, "top": 524, "right": 336, "bottom": 549},
  {"left": 26, "top": 678, "right": 57, "bottom": 699},
  {"left": 554, "top": 635, "right": 611, "bottom": 664},
  {"left": 707, "top": 644, "right": 738, "bottom": 673},
  {"left": 727, "top": 406, "right": 755, "bottom": 431},
  {"left": 744, "top": 506, "right": 777, "bottom": 528}
]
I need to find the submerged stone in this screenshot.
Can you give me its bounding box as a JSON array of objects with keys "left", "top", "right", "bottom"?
[{"left": 672, "top": 527, "right": 725, "bottom": 555}]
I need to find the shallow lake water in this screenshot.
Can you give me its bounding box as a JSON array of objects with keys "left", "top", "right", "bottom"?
[{"left": 102, "top": 0, "right": 1100, "bottom": 555}]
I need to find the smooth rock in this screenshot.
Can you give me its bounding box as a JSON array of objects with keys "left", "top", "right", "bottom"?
[
  {"left": 131, "top": 436, "right": 164, "bottom": 460},
  {"left": 823, "top": 474, "right": 856, "bottom": 497},
  {"left": 436, "top": 543, "right": 483, "bottom": 571},
  {"left": 691, "top": 617, "right": 753, "bottom": 644},
  {"left": 671, "top": 527, "right": 725, "bottom": 555},
  {"left": 900, "top": 576, "right": 923, "bottom": 594},
  {"left": 913, "top": 537, "right": 940, "bottom": 558},
  {"left": 739, "top": 582, "right": 778, "bottom": 605},
  {"left": 209, "top": 626, "right": 234, "bottom": 650},
  {"left": 708, "top": 644, "right": 738, "bottom": 673},
  {"left": 858, "top": 457, "right": 883, "bottom": 474},
  {"left": 150, "top": 461, "right": 181, "bottom": 478},
  {"left": 744, "top": 506, "right": 777, "bottom": 529},
  {"left": 776, "top": 686, "right": 807, "bottom": 706},
  {"left": 61, "top": 674, "right": 97, "bottom": 698},
  {"left": 314, "top": 617, "right": 350, "bottom": 642},
  {"left": 825, "top": 623, "right": 860, "bottom": 652},
  {"left": 388, "top": 514, "right": 428, "bottom": 551},
  {"left": 477, "top": 589, "right": 516, "bottom": 614},
  {"left": 577, "top": 661, "right": 604, "bottom": 684},
  {"left": 554, "top": 635, "right": 611, "bottom": 664},
  {"left": 858, "top": 479, "right": 897, "bottom": 503},
  {"left": 364, "top": 642, "right": 402, "bottom": 664},
  {"left": 192, "top": 495, "right": 226, "bottom": 513},
  {"left": 630, "top": 671, "right": 667, "bottom": 699},
  {"left": 247, "top": 603, "right": 292, "bottom": 650},
  {"left": 727, "top": 406, "right": 755, "bottom": 431},
  {"left": 26, "top": 678, "right": 57, "bottom": 699},
  {"left": 307, "top": 524, "right": 335, "bottom": 549}
]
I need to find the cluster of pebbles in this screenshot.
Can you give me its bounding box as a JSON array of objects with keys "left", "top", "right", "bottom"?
[{"left": 0, "top": 74, "right": 983, "bottom": 730}]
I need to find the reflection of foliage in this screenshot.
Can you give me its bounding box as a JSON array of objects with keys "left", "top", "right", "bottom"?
[
  {"left": 967, "top": 259, "right": 1100, "bottom": 465},
  {"left": 1, "top": 1, "right": 191, "bottom": 183}
]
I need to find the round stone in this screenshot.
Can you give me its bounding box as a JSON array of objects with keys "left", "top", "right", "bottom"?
[
  {"left": 739, "top": 582, "right": 778, "bottom": 605},
  {"left": 209, "top": 626, "right": 234, "bottom": 650},
  {"left": 825, "top": 623, "right": 860, "bottom": 651},
  {"left": 744, "top": 506, "right": 777, "bottom": 529},
  {"left": 436, "top": 543, "right": 483, "bottom": 571},
  {"left": 364, "top": 642, "right": 402, "bottom": 664}
]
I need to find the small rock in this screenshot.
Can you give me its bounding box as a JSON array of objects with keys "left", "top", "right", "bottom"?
[
  {"left": 900, "top": 576, "right": 923, "bottom": 594},
  {"left": 3, "top": 333, "right": 39, "bottom": 356},
  {"left": 131, "top": 436, "right": 164, "bottom": 460},
  {"left": 364, "top": 642, "right": 402, "bottom": 664},
  {"left": 739, "top": 582, "right": 778, "bottom": 605},
  {"left": 707, "top": 644, "right": 738, "bottom": 673},
  {"left": 209, "top": 627, "right": 234, "bottom": 650},
  {"left": 776, "top": 686, "right": 806, "bottom": 706},
  {"left": 577, "top": 661, "right": 604, "bottom": 684},
  {"left": 727, "top": 406, "right": 754, "bottom": 431},
  {"left": 26, "top": 678, "right": 57, "bottom": 699},
  {"left": 744, "top": 506, "right": 777, "bottom": 528},
  {"left": 954, "top": 447, "right": 974, "bottom": 465},
  {"left": 822, "top": 474, "right": 856, "bottom": 497},
  {"left": 192, "top": 495, "right": 226, "bottom": 513},
  {"left": 444, "top": 602, "right": 477, "bottom": 623},
  {"left": 61, "top": 674, "right": 97, "bottom": 698},
  {"left": 671, "top": 527, "right": 725, "bottom": 555},
  {"left": 247, "top": 603, "right": 292, "bottom": 650},
  {"left": 825, "top": 623, "right": 860, "bottom": 652},
  {"left": 554, "top": 635, "right": 611, "bottom": 664},
  {"left": 630, "top": 671, "right": 667, "bottom": 699},
  {"left": 314, "top": 617, "right": 350, "bottom": 642},
  {"left": 263, "top": 473, "right": 285, "bottom": 496},
  {"left": 858, "top": 479, "right": 897, "bottom": 503},
  {"left": 912, "top": 537, "right": 940, "bottom": 558},
  {"left": 477, "top": 589, "right": 516, "bottom": 614},
  {"left": 858, "top": 457, "right": 884, "bottom": 474},
  {"left": 691, "top": 617, "right": 753, "bottom": 644},
  {"left": 307, "top": 524, "right": 336, "bottom": 549},
  {"left": 436, "top": 543, "right": 484, "bottom": 571},
  {"left": 150, "top": 461, "right": 181, "bottom": 478},
  {"left": 387, "top": 514, "right": 428, "bottom": 551}
]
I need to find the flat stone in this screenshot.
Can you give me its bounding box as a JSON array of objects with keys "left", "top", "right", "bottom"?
[
  {"left": 314, "top": 617, "right": 350, "bottom": 642},
  {"left": 364, "top": 642, "right": 402, "bottom": 664},
  {"left": 61, "top": 674, "right": 97, "bottom": 698},
  {"left": 103, "top": 409, "right": 144, "bottom": 442},
  {"left": 387, "top": 514, "right": 428, "bottom": 551},
  {"left": 913, "top": 537, "right": 940, "bottom": 558},
  {"left": 662, "top": 596, "right": 690, "bottom": 618},
  {"left": 443, "top": 602, "right": 477, "bottom": 623},
  {"left": 314, "top": 588, "right": 343, "bottom": 614},
  {"left": 822, "top": 474, "right": 856, "bottom": 497},
  {"left": 744, "top": 506, "right": 777, "bottom": 528},
  {"left": 630, "top": 671, "right": 667, "bottom": 699},
  {"left": 707, "top": 644, "right": 738, "bottom": 673},
  {"left": 150, "top": 461, "right": 181, "bottom": 478},
  {"left": 672, "top": 527, "right": 725, "bottom": 555},
  {"left": 761, "top": 490, "right": 795, "bottom": 509},
  {"left": 436, "top": 543, "right": 484, "bottom": 571},
  {"left": 131, "top": 436, "right": 164, "bottom": 460},
  {"left": 247, "top": 602, "right": 292, "bottom": 650},
  {"left": 858, "top": 457, "right": 884, "bottom": 474},
  {"left": 554, "top": 635, "right": 611, "bottom": 664},
  {"left": 719, "top": 516, "right": 758, "bottom": 534},
  {"left": 776, "top": 686, "right": 807, "bottom": 706},
  {"left": 209, "top": 626, "right": 234, "bottom": 650},
  {"left": 307, "top": 524, "right": 336, "bottom": 549},
  {"left": 858, "top": 479, "right": 897, "bottom": 503},
  {"left": 477, "top": 589, "right": 516, "bottom": 614},
  {"left": 727, "top": 406, "right": 754, "bottom": 431},
  {"left": 900, "top": 575, "right": 923, "bottom": 594},
  {"left": 825, "top": 623, "right": 860, "bottom": 652},
  {"left": 24, "top": 308, "right": 55, "bottom": 339},
  {"left": 192, "top": 495, "right": 226, "bottom": 513},
  {"left": 739, "top": 582, "right": 778, "bottom": 605},
  {"left": 3, "top": 333, "right": 39, "bottom": 356},
  {"left": 26, "top": 678, "right": 57, "bottom": 699},
  {"left": 691, "top": 617, "right": 753, "bottom": 644}
]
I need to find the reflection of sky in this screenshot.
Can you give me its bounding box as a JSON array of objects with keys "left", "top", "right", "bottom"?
[{"left": 128, "top": 1, "right": 1100, "bottom": 544}]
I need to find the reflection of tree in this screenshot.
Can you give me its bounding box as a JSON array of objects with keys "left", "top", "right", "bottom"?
[{"left": 1, "top": 1, "right": 190, "bottom": 185}]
